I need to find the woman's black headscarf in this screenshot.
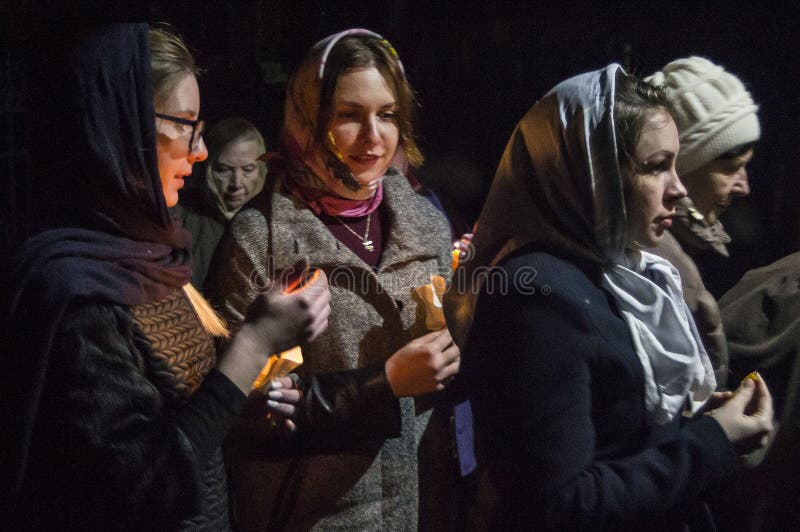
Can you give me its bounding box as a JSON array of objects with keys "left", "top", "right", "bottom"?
[{"left": 2, "top": 22, "right": 192, "bottom": 500}]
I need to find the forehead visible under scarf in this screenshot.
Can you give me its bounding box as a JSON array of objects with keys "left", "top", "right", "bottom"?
[{"left": 283, "top": 29, "right": 401, "bottom": 157}]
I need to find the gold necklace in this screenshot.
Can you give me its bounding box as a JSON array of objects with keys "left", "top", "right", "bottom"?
[{"left": 335, "top": 213, "right": 374, "bottom": 251}]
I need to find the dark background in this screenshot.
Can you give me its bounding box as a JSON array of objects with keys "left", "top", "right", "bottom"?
[{"left": 2, "top": 1, "right": 799, "bottom": 294}]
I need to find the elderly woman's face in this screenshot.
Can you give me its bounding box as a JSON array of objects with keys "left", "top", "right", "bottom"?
[
  {"left": 625, "top": 112, "right": 686, "bottom": 248},
  {"left": 325, "top": 66, "right": 400, "bottom": 200},
  {"left": 155, "top": 74, "right": 208, "bottom": 207},
  {"left": 211, "top": 139, "right": 263, "bottom": 211}
]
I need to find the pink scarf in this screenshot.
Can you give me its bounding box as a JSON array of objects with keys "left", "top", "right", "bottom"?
[
  {"left": 260, "top": 149, "right": 385, "bottom": 217},
  {"left": 286, "top": 171, "right": 384, "bottom": 217}
]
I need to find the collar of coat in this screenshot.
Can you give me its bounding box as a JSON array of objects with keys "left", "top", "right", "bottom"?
[
  {"left": 669, "top": 196, "right": 731, "bottom": 258},
  {"left": 268, "top": 167, "right": 446, "bottom": 275}
]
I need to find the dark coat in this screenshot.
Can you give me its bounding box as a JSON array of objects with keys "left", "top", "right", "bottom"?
[
  {"left": 12, "top": 289, "right": 246, "bottom": 531},
  {"left": 462, "top": 249, "right": 737, "bottom": 531},
  {"left": 171, "top": 188, "right": 226, "bottom": 289}
]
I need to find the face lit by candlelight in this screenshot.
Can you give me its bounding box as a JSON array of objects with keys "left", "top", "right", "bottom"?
[
  {"left": 625, "top": 111, "right": 687, "bottom": 248},
  {"left": 154, "top": 74, "right": 208, "bottom": 207},
  {"left": 323, "top": 67, "right": 400, "bottom": 200}
]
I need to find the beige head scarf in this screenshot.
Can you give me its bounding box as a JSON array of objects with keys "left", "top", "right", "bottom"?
[{"left": 204, "top": 117, "right": 267, "bottom": 220}]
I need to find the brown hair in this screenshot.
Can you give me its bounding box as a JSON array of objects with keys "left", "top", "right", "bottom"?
[
  {"left": 148, "top": 25, "right": 200, "bottom": 107},
  {"left": 614, "top": 72, "right": 672, "bottom": 182},
  {"left": 313, "top": 34, "right": 423, "bottom": 167}
]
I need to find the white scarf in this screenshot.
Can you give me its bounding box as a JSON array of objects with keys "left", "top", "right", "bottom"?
[{"left": 602, "top": 250, "right": 716, "bottom": 425}]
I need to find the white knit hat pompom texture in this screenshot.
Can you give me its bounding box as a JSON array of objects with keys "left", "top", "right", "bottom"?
[{"left": 646, "top": 57, "right": 761, "bottom": 176}]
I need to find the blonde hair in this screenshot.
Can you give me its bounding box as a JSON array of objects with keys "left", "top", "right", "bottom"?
[
  {"left": 149, "top": 25, "right": 200, "bottom": 107},
  {"left": 182, "top": 284, "right": 229, "bottom": 339}
]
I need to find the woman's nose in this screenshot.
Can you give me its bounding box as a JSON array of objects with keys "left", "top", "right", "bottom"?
[
  {"left": 360, "top": 117, "right": 380, "bottom": 145},
  {"left": 667, "top": 170, "right": 687, "bottom": 201},
  {"left": 189, "top": 136, "right": 208, "bottom": 163}
]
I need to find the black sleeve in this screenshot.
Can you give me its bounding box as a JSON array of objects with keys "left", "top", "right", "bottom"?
[
  {"left": 176, "top": 368, "right": 248, "bottom": 463},
  {"left": 298, "top": 362, "right": 402, "bottom": 440},
  {"left": 226, "top": 362, "right": 401, "bottom": 456},
  {"left": 38, "top": 302, "right": 245, "bottom": 529},
  {"left": 468, "top": 280, "right": 737, "bottom": 531}
]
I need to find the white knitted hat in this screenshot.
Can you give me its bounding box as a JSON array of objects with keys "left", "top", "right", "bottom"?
[{"left": 646, "top": 57, "right": 760, "bottom": 176}]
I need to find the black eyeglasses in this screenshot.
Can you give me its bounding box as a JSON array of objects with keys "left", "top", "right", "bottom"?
[{"left": 155, "top": 113, "right": 205, "bottom": 152}]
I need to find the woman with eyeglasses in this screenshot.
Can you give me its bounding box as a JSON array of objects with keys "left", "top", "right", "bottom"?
[
  {"left": 206, "top": 29, "right": 460, "bottom": 530},
  {"left": 2, "top": 23, "right": 330, "bottom": 531}
]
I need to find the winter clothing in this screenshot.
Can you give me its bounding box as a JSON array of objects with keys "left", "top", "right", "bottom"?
[
  {"left": 719, "top": 252, "right": 800, "bottom": 418},
  {"left": 650, "top": 197, "right": 730, "bottom": 387},
  {"left": 646, "top": 56, "right": 761, "bottom": 176},
  {"left": 466, "top": 249, "right": 735, "bottom": 530},
  {"left": 717, "top": 252, "right": 800, "bottom": 530},
  {"left": 446, "top": 64, "right": 735, "bottom": 530},
  {"left": 207, "top": 169, "right": 453, "bottom": 530},
  {"left": 204, "top": 28, "right": 458, "bottom": 530},
  {"left": 171, "top": 188, "right": 226, "bottom": 288},
  {"left": 1, "top": 22, "right": 245, "bottom": 530},
  {"left": 11, "top": 291, "right": 244, "bottom": 531}
]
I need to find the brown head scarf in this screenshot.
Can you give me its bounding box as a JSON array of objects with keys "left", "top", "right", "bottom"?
[{"left": 444, "top": 64, "right": 626, "bottom": 348}]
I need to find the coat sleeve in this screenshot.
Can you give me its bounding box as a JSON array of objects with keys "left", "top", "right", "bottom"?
[
  {"left": 467, "top": 273, "right": 737, "bottom": 531},
  {"left": 36, "top": 301, "right": 246, "bottom": 529},
  {"left": 205, "top": 206, "right": 273, "bottom": 328},
  {"left": 206, "top": 204, "right": 401, "bottom": 451}
]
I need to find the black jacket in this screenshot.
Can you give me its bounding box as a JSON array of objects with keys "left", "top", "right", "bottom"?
[
  {"left": 462, "top": 249, "right": 737, "bottom": 531},
  {"left": 13, "top": 294, "right": 245, "bottom": 531}
]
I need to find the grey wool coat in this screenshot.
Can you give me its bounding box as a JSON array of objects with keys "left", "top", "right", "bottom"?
[{"left": 206, "top": 168, "right": 454, "bottom": 531}]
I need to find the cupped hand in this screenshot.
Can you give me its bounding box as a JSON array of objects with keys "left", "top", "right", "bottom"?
[
  {"left": 243, "top": 269, "right": 331, "bottom": 355},
  {"left": 218, "top": 271, "right": 330, "bottom": 393},
  {"left": 706, "top": 373, "right": 774, "bottom": 454},
  {"left": 385, "top": 328, "right": 460, "bottom": 397}
]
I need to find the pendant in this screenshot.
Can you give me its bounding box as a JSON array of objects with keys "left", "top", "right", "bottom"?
[{"left": 362, "top": 240, "right": 374, "bottom": 251}]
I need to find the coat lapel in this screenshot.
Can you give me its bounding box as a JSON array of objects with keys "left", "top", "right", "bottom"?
[
  {"left": 270, "top": 168, "right": 441, "bottom": 275},
  {"left": 377, "top": 169, "right": 442, "bottom": 272}
]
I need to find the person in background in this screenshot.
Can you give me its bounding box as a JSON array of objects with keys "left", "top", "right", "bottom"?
[
  {"left": 646, "top": 56, "right": 761, "bottom": 388},
  {"left": 172, "top": 117, "right": 268, "bottom": 287},
  {"left": 206, "top": 28, "right": 461, "bottom": 530},
  {"left": 445, "top": 65, "right": 773, "bottom": 531},
  {"left": 715, "top": 252, "right": 800, "bottom": 529},
  {"left": 2, "top": 23, "right": 329, "bottom": 531}
]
